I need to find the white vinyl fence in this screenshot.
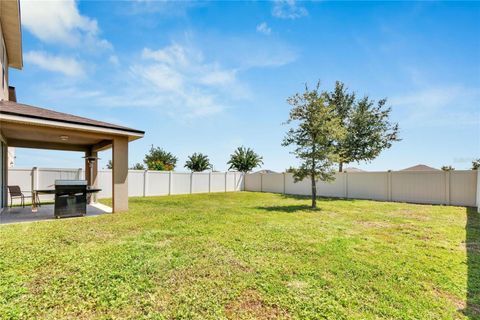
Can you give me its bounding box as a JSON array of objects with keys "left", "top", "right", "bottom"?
[
  {"left": 245, "top": 170, "right": 480, "bottom": 208},
  {"left": 7, "top": 167, "right": 244, "bottom": 205}
]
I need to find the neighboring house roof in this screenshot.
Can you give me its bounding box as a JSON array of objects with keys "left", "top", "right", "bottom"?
[
  {"left": 255, "top": 169, "right": 278, "bottom": 174},
  {"left": 0, "top": 100, "right": 145, "bottom": 135},
  {"left": 400, "top": 164, "right": 440, "bottom": 171},
  {"left": 343, "top": 167, "right": 365, "bottom": 172},
  {"left": 0, "top": 0, "right": 22, "bottom": 69}
]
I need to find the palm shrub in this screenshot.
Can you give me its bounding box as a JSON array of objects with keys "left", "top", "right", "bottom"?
[
  {"left": 144, "top": 146, "right": 177, "bottom": 171},
  {"left": 227, "top": 147, "right": 263, "bottom": 173},
  {"left": 185, "top": 153, "right": 212, "bottom": 172}
]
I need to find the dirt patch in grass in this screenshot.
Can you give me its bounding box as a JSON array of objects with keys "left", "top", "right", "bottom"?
[
  {"left": 432, "top": 287, "right": 466, "bottom": 311},
  {"left": 225, "top": 290, "right": 290, "bottom": 319}
]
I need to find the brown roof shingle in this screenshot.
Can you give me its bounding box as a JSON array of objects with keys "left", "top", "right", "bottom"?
[{"left": 0, "top": 100, "right": 144, "bottom": 135}]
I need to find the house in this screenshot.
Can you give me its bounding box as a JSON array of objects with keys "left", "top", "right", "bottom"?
[
  {"left": 0, "top": 0, "right": 144, "bottom": 213},
  {"left": 400, "top": 164, "right": 440, "bottom": 171},
  {"left": 343, "top": 167, "right": 365, "bottom": 172}
]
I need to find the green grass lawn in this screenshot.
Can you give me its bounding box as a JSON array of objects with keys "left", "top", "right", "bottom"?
[{"left": 0, "top": 192, "right": 478, "bottom": 319}]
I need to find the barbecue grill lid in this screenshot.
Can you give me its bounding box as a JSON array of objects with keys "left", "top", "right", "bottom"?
[{"left": 55, "top": 180, "right": 88, "bottom": 186}]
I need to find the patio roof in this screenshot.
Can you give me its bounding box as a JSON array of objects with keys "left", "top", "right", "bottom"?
[{"left": 0, "top": 100, "right": 144, "bottom": 152}]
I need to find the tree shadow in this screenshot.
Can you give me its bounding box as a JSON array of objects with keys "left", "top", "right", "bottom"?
[
  {"left": 464, "top": 207, "right": 480, "bottom": 318},
  {"left": 278, "top": 194, "right": 354, "bottom": 202},
  {"left": 255, "top": 204, "right": 320, "bottom": 213}
]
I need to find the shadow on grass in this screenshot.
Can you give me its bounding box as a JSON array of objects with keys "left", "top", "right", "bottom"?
[
  {"left": 255, "top": 204, "right": 320, "bottom": 213},
  {"left": 465, "top": 207, "right": 480, "bottom": 318},
  {"left": 277, "top": 193, "right": 354, "bottom": 202}
]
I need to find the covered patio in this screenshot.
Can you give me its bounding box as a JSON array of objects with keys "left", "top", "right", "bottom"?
[{"left": 0, "top": 100, "right": 144, "bottom": 216}]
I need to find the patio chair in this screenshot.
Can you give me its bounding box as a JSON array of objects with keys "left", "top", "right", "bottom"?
[{"left": 7, "top": 186, "right": 34, "bottom": 208}]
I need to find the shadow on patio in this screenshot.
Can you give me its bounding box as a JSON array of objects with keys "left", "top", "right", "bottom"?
[{"left": 0, "top": 203, "right": 112, "bottom": 225}]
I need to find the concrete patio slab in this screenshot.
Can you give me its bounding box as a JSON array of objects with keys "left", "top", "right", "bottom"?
[{"left": 0, "top": 203, "right": 112, "bottom": 225}]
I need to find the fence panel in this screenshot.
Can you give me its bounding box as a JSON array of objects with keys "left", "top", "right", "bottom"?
[
  {"left": 245, "top": 173, "right": 262, "bottom": 192},
  {"left": 262, "top": 173, "right": 284, "bottom": 194},
  {"left": 391, "top": 171, "right": 446, "bottom": 204},
  {"left": 246, "top": 170, "right": 478, "bottom": 208},
  {"left": 450, "top": 170, "right": 477, "bottom": 206},
  {"left": 285, "top": 173, "right": 310, "bottom": 195},
  {"left": 192, "top": 173, "right": 210, "bottom": 194},
  {"left": 211, "top": 172, "right": 226, "bottom": 192},
  {"left": 128, "top": 170, "right": 145, "bottom": 197},
  {"left": 147, "top": 171, "right": 170, "bottom": 196},
  {"left": 348, "top": 172, "right": 389, "bottom": 201},
  {"left": 171, "top": 172, "right": 191, "bottom": 195}
]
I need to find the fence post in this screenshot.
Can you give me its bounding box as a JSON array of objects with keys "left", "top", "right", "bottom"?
[
  {"left": 77, "top": 168, "right": 82, "bottom": 180},
  {"left": 234, "top": 172, "right": 237, "bottom": 192},
  {"left": 143, "top": 170, "right": 148, "bottom": 197},
  {"left": 190, "top": 172, "right": 193, "bottom": 194},
  {"left": 260, "top": 174, "right": 263, "bottom": 192},
  {"left": 387, "top": 170, "right": 392, "bottom": 201},
  {"left": 476, "top": 169, "right": 480, "bottom": 213},
  {"left": 283, "top": 173, "right": 286, "bottom": 194},
  {"left": 31, "top": 167, "right": 39, "bottom": 192},
  {"left": 445, "top": 170, "right": 451, "bottom": 205},
  {"left": 344, "top": 172, "right": 348, "bottom": 198},
  {"left": 168, "top": 171, "right": 172, "bottom": 195},
  {"left": 209, "top": 172, "right": 212, "bottom": 193},
  {"left": 225, "top": 172, "right": 228, "bottom": 192}
]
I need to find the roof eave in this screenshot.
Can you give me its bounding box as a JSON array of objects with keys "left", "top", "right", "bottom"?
[{"left": 1, "top": 0, "right": 23, "bottom": 70}]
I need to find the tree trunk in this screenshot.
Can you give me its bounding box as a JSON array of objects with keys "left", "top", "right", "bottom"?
[
  {"left": 311, "top": 173, "right": 317, "bottom": 209},
  {"left": 339, "top": 162, "right": 343, "bottom": 172}
]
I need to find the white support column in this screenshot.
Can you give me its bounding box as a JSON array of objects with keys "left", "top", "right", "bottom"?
[
  {"left": 260, "top": 174, "right": 263, "bottom": 192},
  {"left": 168, "top": 171, "right": 172, "bottom": 195},
  {"left": 344, "top": 172, "right": 348, "bottom": 198},
  {"left": 77, "top": 168, "right": 83, "bottom": 180},
  {"left": 283, "top": 173, "right": 286, "bottom": 194},
  {"left": 143, "top": 170, "right": 148, "bottom": 197}
]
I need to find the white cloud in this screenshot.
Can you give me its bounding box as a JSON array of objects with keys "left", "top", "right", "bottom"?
[
  {"left": 256, "top": 22, "right": 272, "bottom": 35},
  {"left": 109, "top": 55, "right": 119, "bottom": 66},
  {"left": 95, "top": 43, "right": 245, "bottom": 118},
  {"left": 390, "top": 86, "right": 480, "bottom": 126},
  {"left": 24, "top": 51, "right": 85, "bottom": 77},
  {"left": 272, "top": 0, "right": 308, "bottom": 19},
  {"left": 20, "top": 0, "right": 111, "bottom": 50}
]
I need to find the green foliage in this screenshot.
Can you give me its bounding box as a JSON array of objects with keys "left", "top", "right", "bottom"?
[
  {"left": 106, "top": 160, "right": 113, "bottom": 169},
  {"left": 227, "top": 147, "right": 263, "bottom": 173},
  {"left": 282, "top": 81, "right": 346, "bottom": 208},
  {"left": 472, "top": 159, "right": 480, "bottom": 170},
  {"left": 130, "top": 163, "right": 145, "bottom": 170},
  {"left": 441, "top": 165, "right": 455, "bottom": 171},
  {"left": 143, "top": 146, "right": 177, "bottom": 171},
  {"left": 326, "top": 81, "right": 400, "bottom": 171},
  {"left": 285, "top": 166, "right": 296, "bottom": 173},
  {"left": 0, "top": 193, "right": 473, "bottom": 319},
  {"left": 184, "top": 153, "right": 212, "bottom": 172}
]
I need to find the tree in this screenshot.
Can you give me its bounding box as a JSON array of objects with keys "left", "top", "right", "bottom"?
[
  {"left": 441, "top": 165, "right": 455, "bottom": 171},
  {"left": 130, "top": 163, "right": 145, "bottom": 170},
  {"left": 282, "top": 82, "right": 345, "bottom": 209},
  {"left": 326, "top": 81, "right": 400, "bottom": 172},
  {"left": 472, "top": 159, "right": 480, "bottom": 170},
  {"left": 227, "top": 147, "right": 263, "bottom": 173},
  {"left": 143, "top": 146, "right": 177, "bottom": 171},
  {"left": 184, "top": 153, "right": 212, "bottom": 172},
  {"left": 106, "top": 160, "right": 113, "bottom": 169}
]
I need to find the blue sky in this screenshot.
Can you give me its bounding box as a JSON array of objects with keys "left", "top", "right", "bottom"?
[{"left": 10, "top": 0, "right": 480, "bottom": 171}]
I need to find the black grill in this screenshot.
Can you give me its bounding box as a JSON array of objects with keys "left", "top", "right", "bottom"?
[{"left": 54, "top": 180, "right": 87, "bottom": 218}]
